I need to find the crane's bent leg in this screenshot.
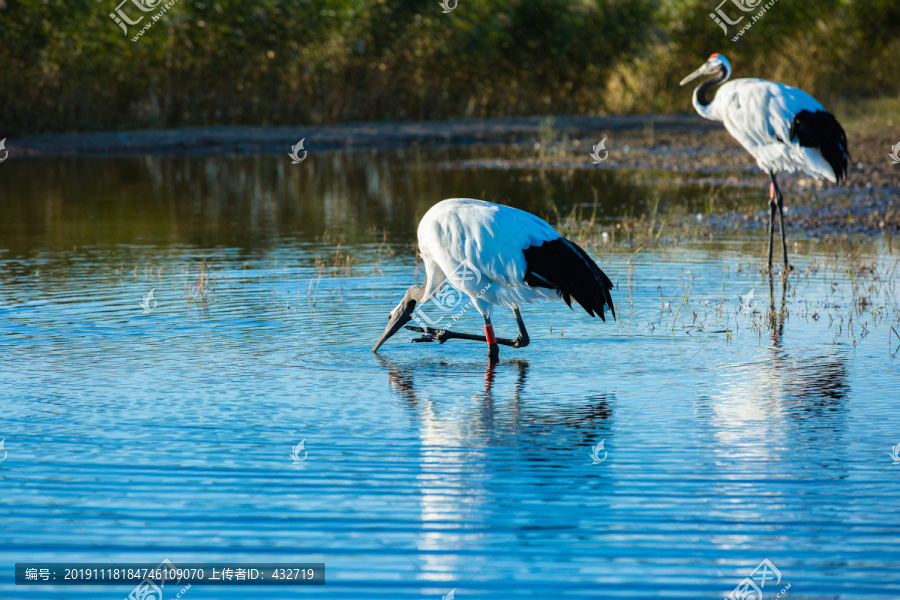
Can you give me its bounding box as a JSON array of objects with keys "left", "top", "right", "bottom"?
[
  {"left": 404, "top": 307, "right": 530, "bottom": 358},
  {"left": 767, "top": 173, "right": 778, "bottom": 271},
  {"left": 511, "top": 307, "right": 530, "bottom": 348},
  {"left": 772, "top": 174, "right": 790, "bottom": 271},
  {"left": 405, "top": 326, "right": 525, "bottom": 347}
]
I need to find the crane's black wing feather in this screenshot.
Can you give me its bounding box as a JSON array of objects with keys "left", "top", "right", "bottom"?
[
  {"left": 789, "top": 109, "right": 849, "bottom": 182},
  {"left": 522, "top": 237, "right": 615, "bottom": 320}
]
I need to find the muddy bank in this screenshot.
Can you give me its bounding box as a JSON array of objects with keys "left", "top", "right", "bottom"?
[
  {"left": 9, "top": 114, "right": 716, "bottom": 159},
  {"left": 595, "top": 127, "right": 900, "bottom": 237}
]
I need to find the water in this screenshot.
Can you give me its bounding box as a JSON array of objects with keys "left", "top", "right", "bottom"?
[{"left": 2, "top": 149, "right": 899, "bottom": 599}]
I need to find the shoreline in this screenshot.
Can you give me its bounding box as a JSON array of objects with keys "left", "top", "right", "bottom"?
[
  {"left": 9, "top": 113, "right": 895, "bottom": 188},
  {"left": 10, "top": 114, "right": 717, "bottom": 159}
]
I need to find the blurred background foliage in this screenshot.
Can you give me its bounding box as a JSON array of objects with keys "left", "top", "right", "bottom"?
[{"left": 0, "top": 0, "right": 898, "bottom": 135}]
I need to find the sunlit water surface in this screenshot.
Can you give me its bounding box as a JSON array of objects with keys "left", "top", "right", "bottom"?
[{"left": 1, "top": 149, "right": 899, "bottom": 599}]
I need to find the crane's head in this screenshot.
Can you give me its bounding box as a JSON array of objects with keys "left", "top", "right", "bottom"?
[
  {"left": 372, "top": 285, "right": 422, "bottom": 353},
  {"left": 679, "top": 53, "right": 731, "bottom": 86}
]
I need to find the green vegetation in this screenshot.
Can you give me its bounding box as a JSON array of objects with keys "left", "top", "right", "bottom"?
[
  {"left": 610, "top": 0, "right": 900, "bottom": 113},
  {"left": 1, "top": 0, "right": 898, "bottom": 135}
]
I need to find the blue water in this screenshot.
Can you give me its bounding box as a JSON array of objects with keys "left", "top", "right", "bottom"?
[{"left": 1, "top": 151, "right": 899, "bottom": 599}]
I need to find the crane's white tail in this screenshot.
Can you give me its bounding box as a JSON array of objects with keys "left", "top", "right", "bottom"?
[
  {"left": 522, "top": 237, "right": 615, "bottom": 320},
  {"left": 789, "top": 109, "right": 849, "bottom": 182}
]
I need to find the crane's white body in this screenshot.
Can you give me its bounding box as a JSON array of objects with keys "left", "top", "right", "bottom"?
[
  {"left": 694, "top": 78, "right": 837, "bottom": 182},
  {"left": 417, "top": 199, "right": 562, "bottom": 318},
  {"left": 372, "top": 198, "right": 614, "bottom": 357}
]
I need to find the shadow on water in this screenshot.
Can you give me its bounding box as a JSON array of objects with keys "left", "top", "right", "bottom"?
[
  {"left": 695, "top": 276, "right": 851, "bottom": 466},
  {"left": 765, "top": 277, "right": 851, "bottom": 444},
  {"left": 767, "top": 275, "right": 850, "bottom": 409},
  {"left": 375, "top": 356, "right": 620, "bottom": 572},
  {"left": 378, "top": 356, "right": 616, "bottom": 452}
]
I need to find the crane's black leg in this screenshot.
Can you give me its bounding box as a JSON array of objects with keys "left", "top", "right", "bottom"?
[
  {"left": 771, "top": 174, "right": 790, "bottom": 272},
  {"left": 405, "top": 307, "right": 530, "bottom": 362},
  {"left": 510, "top": 307, "right": 530, "bottom": 348},
  {"left": 767, "top": 173, "right": 778, "bottom": 271}
]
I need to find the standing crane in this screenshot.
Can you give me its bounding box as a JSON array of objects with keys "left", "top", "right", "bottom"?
[
  {"left": 680, "top": 53, "right": 849, "bottom": 270},
  {"left": 371, "top": 199, "right": 615, "bottom": 362}
]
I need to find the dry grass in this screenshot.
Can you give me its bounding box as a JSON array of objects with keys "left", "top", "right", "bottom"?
[{"left": 184, "top": 258, "right": 218, "bottom": 308}]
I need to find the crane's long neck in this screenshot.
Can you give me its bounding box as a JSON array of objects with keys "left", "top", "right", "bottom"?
[
  {"left": 692, "top": 67, "right": 729, "bottom": 120},
  {"left": 407, "top": 284, "right": 426, "bottom": 303}
]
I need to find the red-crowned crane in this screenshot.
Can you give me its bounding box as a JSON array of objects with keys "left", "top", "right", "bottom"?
[
  {"left": 371, "top": 198, "right": 615, "bottom": 362},
  {"left": 680, "top": 53, "right": 849, "bottom": 271}
]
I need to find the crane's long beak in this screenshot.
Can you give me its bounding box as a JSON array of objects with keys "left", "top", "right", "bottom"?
[
  {"left": 372, "top": 300, "right": 416, "bottom": 353},
  {"left": 679, "top": 65, "right": 708, "bottom": 86}
]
